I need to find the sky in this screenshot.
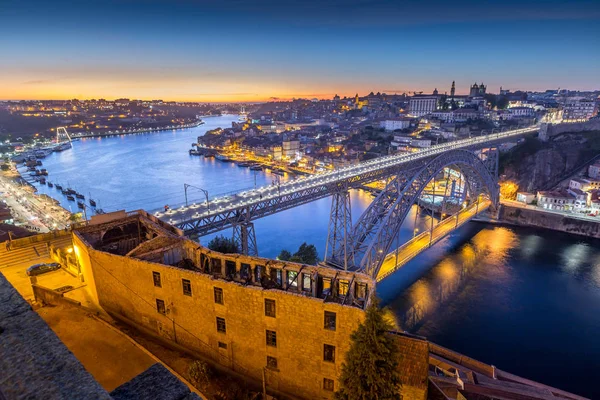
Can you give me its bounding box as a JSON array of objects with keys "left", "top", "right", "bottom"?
[{"left": 1, "top": 0, "right": 599, "bottom": 102}]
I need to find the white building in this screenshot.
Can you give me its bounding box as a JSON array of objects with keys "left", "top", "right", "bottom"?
[
  {"left": 562, "top": 98, "right": 597, "bottom": 121},
  {"left": 516, "top": 192, "right": 535, "bottom": 204},
  {"left": 409, "top": 95, "right": 439, "bottom": 117},
  {"left": 509, "top": 107, "right": 536, "bottom": 118},
  {"left": 588, "top": 161, "right": 600, "bottom": 179},
  {"left": 380, "top": 118, "right": 411, "bottom": 131},
  {"left": 282, "top": 139, "right": 300, "bottom": 160}
]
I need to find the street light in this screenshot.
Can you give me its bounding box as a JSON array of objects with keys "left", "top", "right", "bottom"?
[{"left": 184, "top": 184, "right": 209, "bottom": 213}]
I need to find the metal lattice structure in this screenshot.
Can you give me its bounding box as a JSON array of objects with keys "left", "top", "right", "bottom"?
[
  {"left": 232, "top": 222, "right": 258, "bottom": 256},
  {"left": 165, "top": 126, "right": 536, "bottom": 239},
  {"left": 324, "top": 189, "right": 352, "bottom": 269},
  {"left": 346, "top": 149, "right": 499, "bottom": 278}
]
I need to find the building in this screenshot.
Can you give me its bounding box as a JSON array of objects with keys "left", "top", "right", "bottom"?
[
  {"left": 409, "top": 95, "right": 439, "bottom": 117},
  {"left": 562, "top": 98, "right": 597, "bottom": 121},
  {"left": 380, "top": 118, "right": 411, "bottom": 131},
  {"left": 469, "top": 82, "right": 486, "bottom": 97},
  {"left": 588, "top": 161, "right": 600, "bottom": 179},
  {"left": 537, "top": 189, "right": 585, "bottom": 211},
  {"left": 516, "top": 192, "right": 535, "bottom": 204},
  {"left": 509, "top": 106, "right": 536, "bottom": 118},
  {"left": 73, "top": 211, "right": 374, "bottom": 399},
  {"left": 282, "top": 139, "right": 300, "bottom": 160}
]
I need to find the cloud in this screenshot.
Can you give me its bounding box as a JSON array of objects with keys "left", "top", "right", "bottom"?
[{"left": 22, "top": 79, "right": 60, "bottom": 85}]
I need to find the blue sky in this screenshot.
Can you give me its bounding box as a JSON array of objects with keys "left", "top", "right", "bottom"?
[{"left": 1, "top": 0, "right": 599, "bottom": 101}]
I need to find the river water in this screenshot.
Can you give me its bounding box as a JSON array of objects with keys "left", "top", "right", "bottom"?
[{"left": 25, "top": 115, "right": 600, "bottom": 398}]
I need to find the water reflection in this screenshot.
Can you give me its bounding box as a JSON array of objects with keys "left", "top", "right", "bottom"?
[{"left": 392, "top": 227, "right": 517, "bottom": 331}]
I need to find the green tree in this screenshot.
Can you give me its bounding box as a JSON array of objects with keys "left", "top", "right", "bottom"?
[
  {"left": 293, "top": 242, "right": 318, "bottom": 265},
  {"left": 278, "top": 249, "right": 292, "bottom": 261},
  {"left": 207, "top": 235, "right": 239, "bottom": 254},
  {"left": 335, "top": 298, "right": 402, "bottom": 400}
]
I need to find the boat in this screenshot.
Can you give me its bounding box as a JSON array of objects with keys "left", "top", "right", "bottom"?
[
  {"left": 77, "top": 202, "right": 85, "bottom": 209},
  {"left": 61, "top": 189, "right": 68, "bottom": 194},
  {"left": 75, "top": 193, "right": 85, "bottom": 199},
  {"left": 89, "top": 199, "right": 97, "bottom": 207},
  {"left": 250, "top": 165, "right": 263, "bottom": 171},
  {"left": 237, "top": 162, "right": 252, "bottom": 167},
  {"left": 40, "top": 178, "right": 46, "bottom": 184},
  {"left": 215, "top": 154, "right": 232, "bottom": 162},
  {"left": 27, "top": 166, "right": 36, "bottom": 171},
  {"left": 67, "top": 195, "right": 75, "bottom": 201},
  {"left": 55, "top": 184, "right": 63, "bottom": 190},
  {"left": 272, "top": 169, "right": 285, "bottom": 176},
  {"left": 204, "top": 153, "right": 215, "bottom": 158},
  {"left": 54, "top": 142, "right": 72, "bottom": 152},
  {"left": 66, "top": 188, "right": 76, "bottom": 195},
  {"left": 189, "top": 149, "right": 202, "bottom": 156},
  {"left": 47, "top": 182, "right": 53, "bottom": 188},
  {"left": 36, "top": 160, "right": 42, "bottom": 166},
  {"left": 40, "top": 169, "right": 48, "bottom": 176}
]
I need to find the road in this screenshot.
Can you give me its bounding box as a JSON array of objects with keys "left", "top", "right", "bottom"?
[
  {"left": 377, "top": 199, "right": 491, "bottom": 281},
  {"left": 501, "top": 199, "right": 600, "bottom": 223}
]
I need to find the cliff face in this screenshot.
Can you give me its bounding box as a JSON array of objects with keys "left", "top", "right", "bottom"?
[{"left": 501, "top": 133, "right": 596, "bottom": 192}]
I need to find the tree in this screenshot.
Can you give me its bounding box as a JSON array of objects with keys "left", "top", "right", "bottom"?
[
  {"left": 207, "top": 235, "right": 239, "bottom": 254},
  {"left": 293, "top": 242, "right": 318, "bottom": 265},
  {"left": 278, "top": 249, "right": 292, "bottom": 261},
  {"left": 335, "top": 298, "right": 402, "bottom": 400}
]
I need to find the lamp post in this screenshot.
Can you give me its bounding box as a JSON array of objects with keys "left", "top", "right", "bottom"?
[{"left": 184, "top": 184, "right": 209, "bottom": 213}]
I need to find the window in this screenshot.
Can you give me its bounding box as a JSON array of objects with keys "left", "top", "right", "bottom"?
[
  {"left": 240, "top": 263, "right": 251, "bottom": 280},
  {"left": 323, "top": 344, "right": 335, "bottom": 363},
  {"left": 266, "top": 330, "right": 277, "bottom": 347},
  {"left": 324, "top": 311, "right": 336, "bottom": 331},
  {"left": 321, "top": 277, "right": 332, "bottom": 296},
  {"left": 339, "top": 280, "right": 349, "bottom": 296},
  {"left": 266, "top": 356, "right": 278, "bottom": 370},
  {"left": 152, "top": 271, "right": 161, "bottom": 288},
  {"left": 225, "top": 260, "right": 236, "bottom": 278},
  {"left": 182, "top": 279, "right": 192, "bottom": 296},
  {"left": 214, "top": 287, "right": 223, "bottom": 304},
  {"left": 287, "top": 270, "right": 298, "bottom": 288},
  {"left": 156, "top": 299, "right": 166, "bottom": 315},
  {"left": 271, "top": 268, "right": 282, "bottom": 286},
  {"left": 255, "top": 265, "right": 264, "bottom": 282},
  {"left": 216, "top": 317, "right": 226, "bottom": 333},
  {"left": 302, "top": 273, "right": 312, "bottom": 292},
  {"left": 265, "top": 299, "right": 276, "bottom": 318},
  {"left": 323, "top": 378, "right": 334, "bottom": 392},
  {"left": 218, "top": 341, "right": 228, "bottom": 349}
]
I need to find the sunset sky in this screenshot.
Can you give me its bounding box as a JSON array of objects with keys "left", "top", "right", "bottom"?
[{"left": 1, "top": 0, "right": 599, "bottom": 102}]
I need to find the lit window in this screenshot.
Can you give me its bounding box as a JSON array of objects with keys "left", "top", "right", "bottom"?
[
  {"left": 156, "top": 299, "right": 166, "bottom": 315},
  {"left": 302, "top": 273, "right": 312, "bottom": 292},
  {"left": 287, "top": 271, "right": 298, "bottom": 288},
  {"left": 153, "top": 271, "right": 161, "bottom": 288},
  {"left": 324, "top": 311, "right": 336, "bottom": 331},
  {"left": 265, "top": 299, "right": 276, "bottom": 318},
  {"left": 323, "top": 344, "right": 335, "bottom": 363},
  {"left": 182, "top": 279, "right": 192, "bottom": 296},
  {"left": 323, "top": 378, "right": 334, "bottom": 392},
  {"left": 216, "top": 317, "right": 226, "bottom": 333},
  {"left": 266, "top": 330, "right": 277, "bottom": 347},
  {"left": 339, "top": 280, "right": 349, "bottom": 296},
  {"left": 214, "top": 287, "right": 223, "bottom": 304}
]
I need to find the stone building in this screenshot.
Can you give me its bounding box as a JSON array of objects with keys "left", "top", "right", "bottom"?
[{"left": 72, "top": 211, "right": 373, "bottom": 399}]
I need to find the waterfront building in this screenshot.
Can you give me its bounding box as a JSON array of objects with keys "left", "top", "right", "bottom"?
[
  {"left": 282, "top": 139, "right": 300, "bottom": 160},
  {"left": 516, "top": 192, "right": 536, "bottom": 204},
  {"left": 537, "top": 189, "right": 585, "bottom": 211}
]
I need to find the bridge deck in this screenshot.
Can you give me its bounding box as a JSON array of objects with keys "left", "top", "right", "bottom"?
[
  {"left": 377, "top": 200, "right": 491, "bottom": 281},
  {"left": 155, "top": 125, "right": 536, "bottom": 235}
]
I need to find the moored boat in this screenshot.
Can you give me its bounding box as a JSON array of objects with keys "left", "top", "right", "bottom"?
[
  {"left": 67, "top": 195, "right": 75, "bottom": 201},
  {"left": 75, "top": 193, "right": 85, "bottom": 199},
  {"left": 215, "top": 154, "right": 232, "bottom": 162},
  {"left": 89, "top": 199, "right": 97, "bottom": 207},
  {"left": 47, "top": 182, "right": 53, "bottom": 188},
  {"left": 77, "top": 201, "right": 85, "bottom": 209}
]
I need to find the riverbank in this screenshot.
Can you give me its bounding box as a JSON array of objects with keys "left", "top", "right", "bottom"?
[
  {"left": 70, "top": 120, "right": 204, "bottom": 139},
  {"left": 475, "top": 202, "right": 600, "bottom": 239}
]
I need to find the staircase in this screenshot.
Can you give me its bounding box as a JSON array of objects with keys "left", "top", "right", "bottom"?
[{"left": 0, "top": 235, "right": 73, "bottom": 270}]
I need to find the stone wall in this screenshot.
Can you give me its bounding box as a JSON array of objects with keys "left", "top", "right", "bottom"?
[
  {"left": 76, "top": 231, "right": 370, "bottom": 399},
  {"left": 498, "top": 205, "right": 600, "bottom": 238},
  {"left": 540, "top": 120, "right": 600, "bottom": 141}
]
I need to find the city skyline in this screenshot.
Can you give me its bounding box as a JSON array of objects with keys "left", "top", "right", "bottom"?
[{"left": 1, "top": 0, "right": 599, "bottom": 102}]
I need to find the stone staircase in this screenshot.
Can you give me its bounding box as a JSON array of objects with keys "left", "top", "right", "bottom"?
[{"left": 0, "top": 235, "right": 73, "bottom": 270}]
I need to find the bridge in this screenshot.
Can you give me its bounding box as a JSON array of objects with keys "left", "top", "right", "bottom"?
[{"left": 155, "top": 124, "right": 538, "bottom": 279}]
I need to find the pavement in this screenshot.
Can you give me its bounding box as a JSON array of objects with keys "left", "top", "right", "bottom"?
[
  {"left": 36, "top": 304, "right": 157, "bottom": 392},
  {"left": 501, "top": 199, "right": 600, "bottom": 223}
]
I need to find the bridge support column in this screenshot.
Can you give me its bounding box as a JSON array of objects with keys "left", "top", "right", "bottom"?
[
  {"left": 232, "top": 222, "right": 258, "bottom": 256},
  {"left": 325, "top": 190, "right": 352, "bottom": 270}
]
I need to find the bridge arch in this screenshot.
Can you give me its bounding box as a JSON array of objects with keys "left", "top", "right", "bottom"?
[{"left": 348, "top": 149, "right": 499, "bottom": 278}]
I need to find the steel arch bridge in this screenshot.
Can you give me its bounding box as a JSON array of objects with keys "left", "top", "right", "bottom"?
[{"left": 324, "top": 149, "right": 499, "bottom": 279}]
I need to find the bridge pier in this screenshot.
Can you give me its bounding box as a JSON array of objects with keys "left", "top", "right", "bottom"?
[
  {"left": 232, "top": 222, "right": 258, "bottom": 256},
  {"left": 325, "top": 189, "right": 352, "bottom": 270}
]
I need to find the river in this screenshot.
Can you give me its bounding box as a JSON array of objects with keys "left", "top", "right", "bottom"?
[{"left": 24, "top": 115, "right": 600, "bottom": 398}]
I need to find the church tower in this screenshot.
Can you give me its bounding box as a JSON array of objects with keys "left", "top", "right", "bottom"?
[
  {"left": 450, "top": 81, "right": 456, "bottom": 98},
  {"left": 354, "top": 93, "right": 359, "bottom": 104}
]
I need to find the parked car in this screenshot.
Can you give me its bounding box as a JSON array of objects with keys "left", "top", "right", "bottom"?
[{"left": 26, "top": 262, "right": 61, "bottom": 277}]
